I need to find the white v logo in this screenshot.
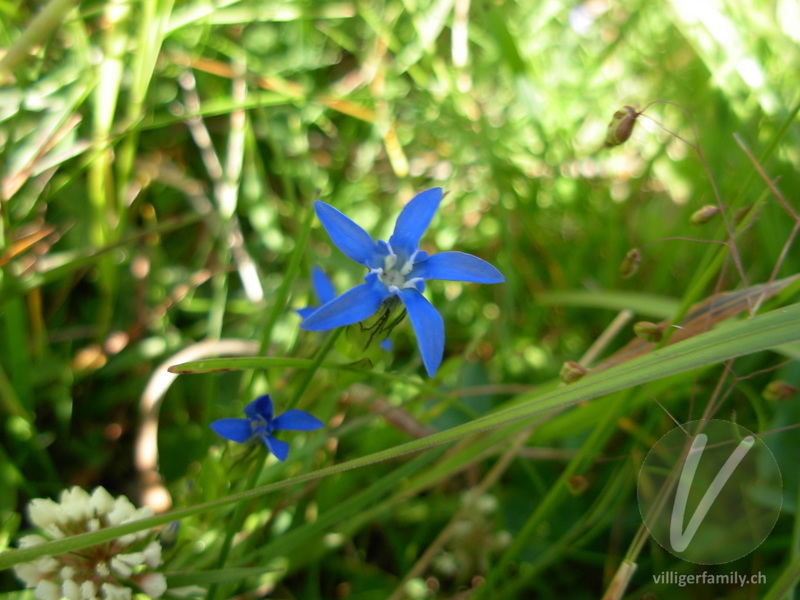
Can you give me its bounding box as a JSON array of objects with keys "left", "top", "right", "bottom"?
[{"left": 670, "top": 433, "right": 755, "bottom": 552}]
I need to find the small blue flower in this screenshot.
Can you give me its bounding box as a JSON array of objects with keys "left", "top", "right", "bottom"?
[
  {"left": 210, "top": 395, "right": 324, "bottom": 461},
  {"left": 300, "top": 187, "right": 504, "bottom": 376}
]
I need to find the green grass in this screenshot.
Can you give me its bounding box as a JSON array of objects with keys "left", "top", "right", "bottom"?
[{"left": 1, "top": 0, "right": 800, "bottom": 598}]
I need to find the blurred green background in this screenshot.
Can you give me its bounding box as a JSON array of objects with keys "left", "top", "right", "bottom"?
[{"left": 1, "top": 0, "right": 799, "bottom": 598}]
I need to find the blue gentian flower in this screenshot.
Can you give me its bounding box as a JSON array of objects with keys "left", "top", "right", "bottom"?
[
  {"left": 300, "top": 187, "right": 504, "bottom": 376},
  {"left": 210, "top": 395, "right": 324, "bottom": 461}
]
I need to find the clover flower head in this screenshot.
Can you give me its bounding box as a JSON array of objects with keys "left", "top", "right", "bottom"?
[
  {"left": 210, "top": 394, "right": 324, "bottom": 461},
  {"left": 14, "top": 486, "right": 166, "bottom": 600},
  {"left": 300, "top": 187, "right": 504, "bottom": 376}
]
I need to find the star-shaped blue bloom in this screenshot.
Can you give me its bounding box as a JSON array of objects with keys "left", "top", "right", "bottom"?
[
  {"left": 300, "top": 187, "right": 504, "bottom": 376},
  {"left": 210, "top": 395, "right": 324, "bottom": 461}
]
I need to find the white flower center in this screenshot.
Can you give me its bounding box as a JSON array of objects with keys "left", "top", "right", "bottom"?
[
  {"left": 374, "top": 247, "right": 422, "bottom": 293},
  {"left": 251, "top": 415, "right": 272, "bottom": 436}
]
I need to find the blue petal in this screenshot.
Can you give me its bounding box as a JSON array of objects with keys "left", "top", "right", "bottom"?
[
  {"left": 388, "top": 188, "right": 442, "bottom": 260},
  {"left": 273, "top": 409, "right": 324, "bottom": 431},
  {"left": 210, "top": 418, "right": 252, "bottom": 443},
  {"left": 262, "top": 435, "right": 290, "bottom": 461},
  {"left": 295, "top": 306, "right": 318, "bottom": 319},
  {"left": 376, "top": 240, "right": 392, "bottom": 256},
  {"left": 300, "top": 274, "right": 390, "bottom": 331},
  {"left": 311, "top": 265, "right": 336, "bottom": 303},
  {"left": 397, "top": 289, "right": 444, "bottom": 377},
  {"left": 411, "top": 251, "right": 505, "bottom": 283},
  {"left": 296, "top": 267, "right": 338, "bottom": 318},
  {"left": 315, "top": 201, "right": 380, "bottom": 267},
  {"left": 245, "top": 394, "right": 273, "bottom": 421}
]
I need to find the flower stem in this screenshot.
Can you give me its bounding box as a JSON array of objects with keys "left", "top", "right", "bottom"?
[
  {"left": 259, "top": 200, "right": 316, "bottom": 354},
  {"left": 207, "top": 455, "right": 264, "bottom": 600},
  {"left": 286, "top": 328, "right": 342, "bottom": 411}
]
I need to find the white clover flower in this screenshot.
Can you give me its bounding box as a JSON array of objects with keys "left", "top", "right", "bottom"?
[
  {"left": 118, "top": 506, "right": 155, "bottom": 547},
  {"left": 19, "top": 534, "right": 47, "bottom": 549},
  {"left": 139, "top": 573, "right": 167, "bottom": 598},
  {"left": 87, "top": 518, "right": 102, "bottom": 532},
  {"left": 28, "top": 499, "right": 60, "bottom": 529},
  {"left": 115, "top": 552, "right": 144, "bottom": 567},
  {"left": 35, "top": 579, "right": 61, "bottom": 600},
  {"left": 107, "top": 497, "right": 137, "bottom": 526},
  {"left": 95, "top": 562, "right": 111, "bottom": 579},
  {"left": 101, "top": 582, "right": 132, "bottom": 600},
  {"left": 90, "top": 487, "right": 115, "bottom": 515},
  {"left": 141, "top": 541, "right": 162, "bottom": 568},
  {"left": 13, "top": 486, "right": 167, "bottom": 600},
  {"left": 63, "top": 578, "right": 81, "bottom": 599},
  {"left": 80, "top": 580, "right": 97, "bottom": 599},
  {"left": 14, "top": 562, "right": 40, "bottom": 586},
  {"left": 59, "top": 487, "right": 92, "bottom": 523},
  {"left": 42, "top": 523, "right": 66, "bottom": 540},
  {"left": 37, "top": 556, "right": 60, "bottom": 574},
  {"left": 110, "top": 557, "right": 133, "bottom": 578}
]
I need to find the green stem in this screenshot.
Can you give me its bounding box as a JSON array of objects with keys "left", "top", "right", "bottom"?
[
  {"left": 259, "top": 200, "right": 315, "bottom": 354},
  {"left": 287, "top": 328, "right": 342, "bottom": 410},
  {"left": 207, "top": 455, "right": 266, "bottom": 600}
]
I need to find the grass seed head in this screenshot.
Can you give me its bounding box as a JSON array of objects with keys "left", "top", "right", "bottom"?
[{"left": 604, "top": 105, "right": 639, "bottom": 147}]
